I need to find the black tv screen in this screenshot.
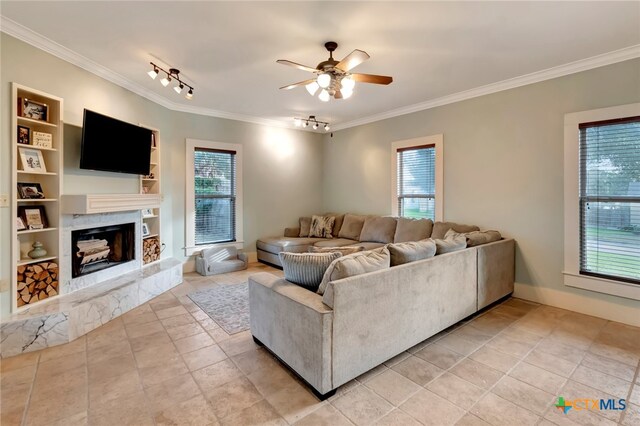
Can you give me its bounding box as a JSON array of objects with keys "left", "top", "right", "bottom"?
[{"left": 80, "top": 109, "right": 152, "bottom": 175}]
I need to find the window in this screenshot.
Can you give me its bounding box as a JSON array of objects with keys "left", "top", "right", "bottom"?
[
  {"left": 186, "top": 139, "right": 243, "bottom": 256},
  {"left": 391, "top": 135, "right": 443, "bottom": 221},
  {"left": 579, "top": 117, "right": 640, "bottom": 284}
]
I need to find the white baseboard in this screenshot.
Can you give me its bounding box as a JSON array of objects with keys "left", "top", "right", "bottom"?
[{"left": 514, "top": 282, "right": 640, "bottom": 327}]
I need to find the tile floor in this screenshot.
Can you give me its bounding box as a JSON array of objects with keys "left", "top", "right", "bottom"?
[{"left": 1, "top": 263, "right": 640, "bottom": 426}]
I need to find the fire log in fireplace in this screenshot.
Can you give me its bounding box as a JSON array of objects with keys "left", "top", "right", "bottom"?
[{"left": 72, "top": 223, "right": 135, "bottom": 278}]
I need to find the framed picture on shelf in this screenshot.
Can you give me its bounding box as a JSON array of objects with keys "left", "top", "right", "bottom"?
[
  {"left": 18, "top": 205, "right": 48, "bottom": 230},
  {"left": 19, "top": 98, "right": 48, "bottom": 122},
  {"left": 18, "top": 125, "right": 30, "bottom": 145},
  {"left": 17, "top": 182, "right": 45, "bottom": 199},
  {"left": 17, "top": 217, "right": 26, "bottom": 231},
  {"left": 33, "top": 131, "right": 53, "bottom": 149},
  {"left": 19, "top": 147, "right": 46, "bottom": 173},
  {"left": 142, "top": 223, "right": 150, "bottom": 237},
  {"left": 151, "top": 132, "right": 156, "bottom": 148},
  {"left": 142, "top": 208, "right": 153, "bottom": 217}
]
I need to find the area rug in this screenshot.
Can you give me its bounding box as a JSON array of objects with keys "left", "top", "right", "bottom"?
[{"left": 187, "top": 283, "right": 249, "bottom": 335}]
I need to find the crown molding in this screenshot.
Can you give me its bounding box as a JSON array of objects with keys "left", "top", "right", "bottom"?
[
  {"left": 332, "top": 44, "right": 640, "bottom": 131},
  {"left": 3, "top": 15, "right": 639, "bottom": 133}
]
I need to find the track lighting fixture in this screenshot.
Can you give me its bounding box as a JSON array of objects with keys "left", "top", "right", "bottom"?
[
  {"left": 293, "top": 115, "right": 330, "bottom": 132},
  {"left": 148, "top": 62, "right": 195, "bottom": 100}
]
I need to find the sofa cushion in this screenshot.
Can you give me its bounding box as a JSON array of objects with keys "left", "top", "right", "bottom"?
[
  {"left": 325, "top": 213, "right": 345, "bottom": 237},
  {"left": 309, "top": 246, "right": 365, "bottom": 256},
  {"left": 431, "top": 221, "right": 480, "bottom": 240},
  {"left": 354, "top": 242, "right": 386, "bottom": 251},
  {"left": 309, "top": 215, "right": 335, "bottom": 238},
  {"left": 279, "top": 252, "right": 342, "bottom": 292},
  {"left": 394, "top": 218, "right": 434, "bottom": 243},
  {"left": 388, "top": 239, "right": 436, "bottom": 266},
  {"left": 359, "top": 216, "right": 397, "bottom": 244},
  {"left": 338, "top": 213, "right": 367, "bottom": 240},
  {"left": 317, "top": 247, "right": 390, "bottom": 295},
  {"left": 445, "top": 229, "right": 502, "bottom": 247},
  {"left": 257, "top": 237, "right": 324, "bottom": 254},
  {"left": 435, "top": 234, "right": 467, "bottom": 255},
  {"left": 313, "top": 238, "right": 360, "bottom": 248},
  {"left": 299, "top": 217, "right": 311, "bottom": 237}
]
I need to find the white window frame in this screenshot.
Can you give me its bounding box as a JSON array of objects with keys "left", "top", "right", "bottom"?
[
  {"left": 391, "top": 134, "right": 444, "bottom": 221},
  {"left": 185, "top": 138, "right": 243, "bottom": 256},
  {"left": 563, "top": 103, "right": 640, "bottom": 301}
]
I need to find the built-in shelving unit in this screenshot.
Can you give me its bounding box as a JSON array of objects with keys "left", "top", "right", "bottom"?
[
  {"left": 11, "top": 83, "right": 64, "bottom": 312},
  {"left": 140, "top": 127, "right": 162, "bottom": 266}
]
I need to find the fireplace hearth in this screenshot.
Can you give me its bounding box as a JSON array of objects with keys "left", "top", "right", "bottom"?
[{"left": 72, "top": 223, "right": 135, "bottom": 278}]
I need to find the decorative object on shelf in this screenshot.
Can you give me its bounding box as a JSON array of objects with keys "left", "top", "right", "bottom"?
[
  {"left": 141, "top": 186, "right": 150, "bottom": 194},
  {"left": 19, "top": 98, "right": 48, "bottom": 121},
  {"left": 142, "top": 208, "right": 154, "bottom": 217},
  {"left": 17, "top": 261, "right": 59, "bottom": 307},
  {"left": 17, "top": 182, "right": 45, "bottom": 199},
  {"left": 147, "top": 62, "right": 194, "bottom": 100},
  {"left": 18, "top": 125, "right": 30, "bottom": 145},
  {"left": 278, "top": 41, "right": 393, "bottom": 101},
  {"left": 151, "top": 133, "right": 156, "bottom": 147},
  {"left": 143, "top": 236, "right": 161, "bottom": 264},
  {"left": 17, "top": 217, "right": 26, "bottom": 231},
  {"left": 142, "top": 223, "right": 150, "bottom": 237},
  {"left": 18, "top": 147, "right": 47, "bottom": 173},
  {"left": 27, "top": 241, "right": 47, "bottom": 259},
  {"left": 18, "top": 205, "right": 48, "bottom": 230},
  {"left": 143, "top": 172, "right": 154, "bottom": 179},
  {"left": 294, "top": 115, "right": 331, "bottom": 131},
  {"left": 32, "top": 131, "right": 53, "bottom": 149}
]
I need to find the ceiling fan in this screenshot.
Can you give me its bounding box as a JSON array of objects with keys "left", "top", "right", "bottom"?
[{"left": 277, "top": 41, "right": 393, "bottom": 101}]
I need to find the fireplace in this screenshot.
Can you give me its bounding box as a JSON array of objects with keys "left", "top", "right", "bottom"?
[{"left": 71, "top": 223, "right": 135, "bottom": 278}]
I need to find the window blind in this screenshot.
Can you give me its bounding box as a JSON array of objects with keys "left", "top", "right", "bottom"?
[
  {"left": 397, "top": 145, "right": 436, "bottom": 220},
  {"left": 579, "top": 116, "right": 640, "bottom": 284},
  {"left": 194, "top": 148, "right": 236, "bottom": 245}
]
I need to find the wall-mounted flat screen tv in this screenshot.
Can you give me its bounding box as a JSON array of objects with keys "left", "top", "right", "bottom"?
[{"left": 80, "top": 109, "right": 152, "bottom": 175}]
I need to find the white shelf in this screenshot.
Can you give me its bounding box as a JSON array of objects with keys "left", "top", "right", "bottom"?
[
  {"left": 18, "top": 198, "right": 58, "bottom": 202},
  {"left": 142, "top": 178, "right": 157, "bottom": 182},
  {"left": 18, "top": 227, "right": 58, "bottom": 235},
  {"left": 143, "top": 214, "right": 159, "bottom": 219},
  {"left": 18, "top": 256, "right": 58, "bottom": 266},
  {"left": 15, "top": 144, "right": 58, "bottom": 152},
  {"left": 17, "top": 116, "right": 58, "bottom": 128},
  {"left": 143, "top": 233, "right": 159, "bottom": 239},
  {"left": 17, "top": 171, "right": 57, "bottom": 176}
]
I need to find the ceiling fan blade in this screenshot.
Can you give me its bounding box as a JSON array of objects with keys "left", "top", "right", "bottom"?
[
  {"left": 279, "top": 79, "right": 317, "bottom": 90},
  {"left": 334, "top": 90, "right": 343, "bottom": 99},
  {"left": 351, "top": 73, "right": 393, "bottom": 85},
  {"left": 276, "top": 59, "right": 318, "bottom": 73},
  {"left": 335, "top": 49, "right": 370, "bottom": 72}
]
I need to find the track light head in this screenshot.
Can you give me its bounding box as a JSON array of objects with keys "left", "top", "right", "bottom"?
[
  {"left": 185, "top": 88, "right": 193, "bottom": 100},
  {"left": 294, "top": 118, "right": 302, "bottom": 127},
  {"left": 147, "top": 66, "right": 159, "bottom": 80},
  {"left": 174, "top": 83, "right": 184, "bottom": 94},
  {"left": 313, "top": 123, "right": 319, "bottom": 130},
  {"left": 160, "top": 74, "right": 171, "bottom": 87},
  {"left": 302, "top": 121, "right": 308, "bottom": 128},
  {"left": 324, "top": 124, "right": 330, "bottom": 131}
]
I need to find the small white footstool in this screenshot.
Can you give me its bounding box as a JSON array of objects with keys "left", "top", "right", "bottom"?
[{"left": 195, "top": 246, "right": 248, "bottom": 276}]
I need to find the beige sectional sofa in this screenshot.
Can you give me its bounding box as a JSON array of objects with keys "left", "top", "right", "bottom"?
[{"left": 250, "top": 213, "right": 515, "bottom": 399}]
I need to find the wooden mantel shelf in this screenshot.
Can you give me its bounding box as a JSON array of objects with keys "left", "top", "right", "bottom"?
[{"left": 61, "top": 194, "right": 163, "bottom": 214}]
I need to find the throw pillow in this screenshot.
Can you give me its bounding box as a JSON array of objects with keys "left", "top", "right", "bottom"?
[
  {"left": 444, "top": 228, "right": 502, "bottom": 247},
  {"left": 324, "top": 212, "right": 345, "bottom": 237},
  {"left": 388, "top": 239, "right": 436, "bottom": 266},
  {"left": 317, "top": 247, "right": 390, "bottom": 295},
  {"left": 279, "top": 252, "right": 342, "bottom": 292},
  {"left": 338, "top": 213, "right": 367, "bottom": 240},
  {"left": 359, "top": 216, "right": 398, "bottom": 244},
  {"left": 309, "top": 215, "right": 335, "bottom": 238},
  {"left": 394, "top": 217, "right": 434, "bottom": 243},
  {"left": 435, "top": 233, "right": 467, "bottom": 255},
  {"left": 309, "top": 246, "right": 365, "bottom": 256},
  {"left": 298, "top": 217, "right": 311, "bottom": 237},
  {"left": 431, "top": 221, "right": 480, "bottom": 240}
]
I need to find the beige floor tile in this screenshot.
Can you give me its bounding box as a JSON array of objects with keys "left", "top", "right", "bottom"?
[
  {"left": 374, "top": 408, "right": 422, "bottom": 426},
  {"left": 414, "top": 343, "right": 465, "bottom": 369},
  {"left": 124, "top": 320, "right": 165, "bottom": 339},
  {"left": 365, "top": 369, "right": 422, "bottom": 406},
  {"left": 1, "top": 351, "right": 40, "bottom": 373},
  {"left": 149, "top": 295, "right": 182, "bottom": 312},
  {"left": 166, "top": 322, "right": 206, "bottom": 341},
  {"left": 220, "top": 399, "right": 287, "bottom": 426},
  {"left": 455, "top": 413, "right": 492, "bottom": 426},
  {"left": 27, "top": 409, "right": 87, "bottom": 426},
  {"left": 486, "top": 333, "right": 537, "bottom": 359},
  {"left": 630, "top": 386, "right": 640, "bottom": 406},
  {"left": 536, "top": 337, "right": 586, "bottom": 364},
  {"left": 155, "top": 304, "right": 190, "bottom": 319},
  {"left": 160, "top": 313, "right": 196, "bottom": 329},
  {"left": 138, "top": 355, "right": 190, "bottom": 388},
  {"left": 218, "top": 331, "right": 259, "bottom": 357},
  {"left": 2, "top": 405, "right": 26, "bottom": 426},
  {"left": 266, "top": 380, "right": 323, "bottom": 423},
  {"left": 546, "top": 328, "right": 595, "bottom": 350},
  {"left": 1, "top": 381, "right": 31, "bottom": 415},
  {"left": 88, "top": 352, "right": 136, "bottom": 383},
  {"left": 589, "top": 341, "right": 639, "bottom": 367},
  {"left": 596, "top": 321, "right": 640, "bottom": 354},
  {"left": 31, "top": 366, "right": 86, "bottom": 401},
  {"left": 561, "top": 380, "right": 622, "bottom": 422},
  {"left": 400, "top": 388, "right": 465, "bottom": 425},
  {"left": 509, "top": 316, "right": 558, "bottom": 337},
  {"left": 191, "top": 310, "right": 210, "bottom": 321},
  {"left": 144, "top": 372, "right": 202, "bottom": 414},
  {"left": 128, "top": 329, "right": 172, "bottom": 352},
  {"left": 622, "top": 402, "right": 640, "bottom": 426},
  {"left": 193, "top": 359, "right": 244, "bottom": 393},
  {"left": 391, "top": 355, "right": 444, "bottom": 386},
  {"left": 36, "top": 350, "right": 86, "bottom": 380},
  {"left": 470, "top": 392, "right": 539, "bottom": 426},
  {"left": 508, "top": 361, "right": 566, "bottom": 394},
  {"left": 437, "top": 333, "right": 483, "bottom": 356},
  {"left": 89, "top": 370, "right": 142, "bottom": 405},
  {"left": 206, "top": 376, "right": 263, "bottom": 419},
  {"left": 490, "top": 304, "right": 530, "bottom": 320},
  {"left": 174, "top": 331, "right": 215, "bottom": 354},
  {"left": 467, "top": 311, "right": 515, "bottom": 335},
  {"left": 295, "top": 404, "right": 352, "bottom": 426},
  {"left": 39, "top": 336, "right": 86, "bottom": 363},
  {"left": 121, "top": 311, "right": 157, "bottom": 326},
  {"left": 503, "top": 297, "right": 540, "bottom": 311},
  {"left": 523, "top": 348, "right": 578, "bottom": 378},
  {"left": 2, "top": 364, "right": 37, "bottom": 388},
  {"left": 492, "top": 376, "right": 554, "bottom": 415},
  {"left": 355, "top": 364, "right": 388, "bottom": 383},
  {"left": 383, "top": 351, "right": 411, "bottom": 367},
  {"left": 207, "top": 326, "right": 233, "bottom": 343},
  {"left": 86, "top": 325, "right": 128, "bottom": 351},
  {"left": 449, "top": 358, "right": 503, "bottom": 390},
  {"left": 247, "top": 362, "right": 300, "bottom": 396},
  {"left": 332, "top": 385, "right": 394, "bottom": 425},
  {"left": 155, "top": 395, "right": 218, "bottom": 426},
  {"left": 89, "top": 390, "right": 154, "bottom": 426},
  {"left": 26, "top": 379, "right": 87, "bottom": 425},
  {"left": 581, "top": 351, "right": 637, "bottom": 382},
  {"left": 87, "top": 338, "right": 132, "bottom": 365},
  {"left": 570, "top": 364, "right": 631, "bottom": 399},
  {"left": 231, "top": 347, "right": 278, "bottom": 375},
  {"left": 426, "top": 372, "right": 485, "bottom": 410},
  {"left": 469, "top": 345, "right": 520, "bottom": 373},
  {"left": 133, "top": 340, "right": 179, "bottom": 368},
  {"left": 183, "top": 343, "right": 228, "bottom": 371},
  {"left": 451, "top": 324, "right": 493, "bottom": 345}
]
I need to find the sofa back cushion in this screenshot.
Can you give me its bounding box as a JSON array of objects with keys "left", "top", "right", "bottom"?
[
  {"left": 338, "top": 214, "right": 367, "bottom": 240},
  {"left": 445, "top": 229, "right": 502, "bottom": 247},
  {"left": 394, "top": 218, "right": 434, "bottom": 243},
  {"left": 435, "top": 234, "right": 467, "bottom": 255},
  {"left": 388, "top": 239, "right": 436, "bottom": 266},
  {"left": 309, "top": 215, "right": 335, "bottom": 238},
  {"left": 309, "top": 246, "right": 364, "bottom": 256},
  {"left": 431, "top": 221, "right": 480, "bottom": 240},
  {"left": 317, "top": 247, "right": 390, "bottom": 295},
  {"left": 359, "top": 216, "right": 397, "bottom": 243},
  {"left": 279, "top": 251, "right": 342, "bottom": 292},
  {"left": 325, "top": 213, "right": 345, "bottom": 237},
  {"left": 299, "top": 217, "right": 311, "bottom": 237}
]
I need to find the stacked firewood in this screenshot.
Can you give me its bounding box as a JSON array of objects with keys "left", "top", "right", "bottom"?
[
  {"left": 143, "top": 237, "right": 160, "bottom": 264},
  {"left": 77, "top": 239, "right": 110, "bottom": 265},
  {"left": 17, "top": 262, "right": 59, "bottom": 307}
]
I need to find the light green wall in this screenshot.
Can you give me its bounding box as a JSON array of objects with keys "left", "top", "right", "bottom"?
[
  {"left": 322, "top": 58, "right": 640, "bottom": 313},
  {"left": 0, "top": 34, "right": 323, "bottom": 316}
]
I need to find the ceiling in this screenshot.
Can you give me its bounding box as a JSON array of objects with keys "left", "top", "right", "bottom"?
[{"left": 2, "top": 1, "right": 639, "bottom": 130}]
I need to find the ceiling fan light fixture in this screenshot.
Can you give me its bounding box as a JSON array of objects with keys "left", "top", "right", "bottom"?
[
  {"left": 318, "top": 89, "right": 330, "bottom": 102},
  {"left": 317, "top": 73, "right": 331, "bottom": 89},
  {"left": 341, "top": 87, "right": 353, "bottom": 99},
  {"left": 305, "top": 81, "right": 319, "bottom": 96},
  {"left": 185, "top": 88, "right": 193, "bottom": 100},
  {"left": 341, "top": 75, "right": 355, "bottom": 91},
  {"left": 174, "top": 83, "right": 184, "bottom": 94}
]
